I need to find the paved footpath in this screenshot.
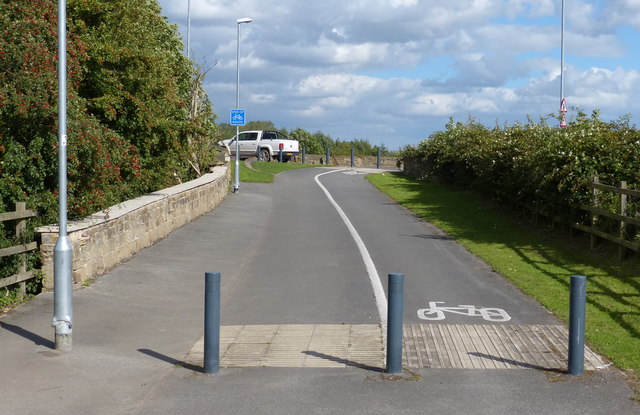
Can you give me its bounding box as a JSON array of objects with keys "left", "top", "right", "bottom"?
[{"left": 0, "top": 168, "right": 638, "bottom": 415}]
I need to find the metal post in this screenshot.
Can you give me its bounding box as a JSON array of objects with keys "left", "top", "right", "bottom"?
[
  {"left": 53, "top": 0, "right": 73, "bottom": 352},
  {"left": 302, "top": 146, "right": 306, "bottom": 164},
  {"left": 559, "top": 0, "right": 567, "bottom": 127},
  {"left": 377, "top": 148, "right": 381, "bottom": 169},
  {"left": 351, "top": 148, "right": 354, "bottom": 168},
  {"left": 204, "top": 272, "right": 221, "bottom": 374},
  {"left": 186, "top": 0, "right": 191, "bottom": 59},
  {"left": 386, "top": 273, "right": 404, "bottom": 374},
  {"left": 233, "top": 21, "right": 241, "bottom": 193},
  {"left": 568, "top": 275, "right": 586, "bottom": 376},
  {"left": 326, "top": 147, "right": 330, "bottom": 166}
]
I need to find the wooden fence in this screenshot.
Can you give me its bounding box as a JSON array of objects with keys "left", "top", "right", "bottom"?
[
  {"left": 522, "top": 176, "right": 638, "bottom": 261},
  {"left": 573, "top": 175, "right": 640, "bottom": 260},
  {"left": 0, "top": 202, "right": 38, "bottom": 298}
]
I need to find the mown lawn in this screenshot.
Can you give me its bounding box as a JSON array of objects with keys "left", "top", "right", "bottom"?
[
  {"left": 230, "top": 161, "right": 314, "bottom": 184},
  {"left": 368, "top": 172, "right": 640, "bottom": 376}
]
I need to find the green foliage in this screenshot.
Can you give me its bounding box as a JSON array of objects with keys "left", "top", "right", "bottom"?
[
  {"left": 1, "top": 0, "right": 219, "bottom": 287},
  {"left": 68, "top": 0, "right": 217, "bottom": 187},
  {"left": 399, "top": 113, "right": 640, "bottom": 229}
]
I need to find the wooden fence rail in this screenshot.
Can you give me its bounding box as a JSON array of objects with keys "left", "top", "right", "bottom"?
[
  {"left": 520, "top": 176, "right": 638, "bottom": 261},
  {"left": 0, "top": 202, "right": 38, "bottom": 298},
  {"left": 573, "top": 176, "right": 639, "bottom": 260}
]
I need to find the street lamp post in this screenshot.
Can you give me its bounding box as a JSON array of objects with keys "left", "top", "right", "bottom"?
[
  {"left": 560, "top": 0, "right": 567, "bottom": 127},
  {"left": 187, "top": 0, "right": 191, "bottom": 59},
  {"left": 53, "top": 0, "right": 73, "bottom": 352},
  {"left": 233, "top": 17, "right": 252, "bottom": 193}
]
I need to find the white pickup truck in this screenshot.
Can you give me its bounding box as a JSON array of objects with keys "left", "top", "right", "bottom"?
[{"left": 219, "top": 130, "right": 300, "bottom": 162}]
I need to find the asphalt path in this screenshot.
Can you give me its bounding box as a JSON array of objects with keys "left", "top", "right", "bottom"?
[
  {"left": 2, "top": 166, "right": 637, "bottom": 415},
  {"left": 221, "top": 167, "right": 558, "bottom": 327}
]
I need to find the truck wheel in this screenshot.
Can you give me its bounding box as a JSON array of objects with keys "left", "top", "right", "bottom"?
[{"left": 260, "top": 148, "right": 271, "bottom": 162}]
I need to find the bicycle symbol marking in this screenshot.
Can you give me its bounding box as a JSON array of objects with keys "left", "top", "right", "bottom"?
[{"left": 417, "top": 301, "right": 511, "bottom": 322}]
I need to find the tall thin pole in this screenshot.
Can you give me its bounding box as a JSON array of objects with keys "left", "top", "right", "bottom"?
[
  {"left": 187, "top": 0, "right": 191, "bottom": 59},
  {"left": 53, "top": 0, "right": 73, "bottom": 352},
  {"left": 560, "top": 0, "right": 567, "bottom": 127},
  {"left": 233, "top": 22, "right": 241, "bottom": 192},
  {"left": 233, "top": 18, "right": 252, "bottom": 193}
]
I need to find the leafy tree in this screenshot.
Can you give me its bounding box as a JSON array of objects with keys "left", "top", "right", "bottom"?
[
  {"left": 68, "top": 0, "right": 217, "bottom": 187},
  {"left": 289, "top": 128, "right": 319, "bottom": 154},
  {"left": 0, "top": 0, "right": 140, "bottom": 222}
]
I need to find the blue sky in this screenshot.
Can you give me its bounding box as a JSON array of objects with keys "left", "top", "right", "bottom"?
[{"left": 157, "top": 0, "right": 640, "bottom": 149}]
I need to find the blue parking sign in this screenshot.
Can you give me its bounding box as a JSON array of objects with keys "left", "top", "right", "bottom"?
[{"left": 230, "top": 109, "right": 246, "bottom": 126}]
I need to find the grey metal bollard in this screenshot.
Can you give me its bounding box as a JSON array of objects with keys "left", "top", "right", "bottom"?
[
  {"left": 377, "top": 148, "right": 381, "bottom": 169},
  {"left": 204, "top": 272, "right": 221, "bottom": 374},
  {"left": 326, "top": 148, "right": 330, "bottom": 166},
  {"left": 568, "top": 275, "right": 587, "bottom": 376},
  {"left": 351, "top": 148, "right": 355, "bottom": 168},
  {"left": 302, "top": 146, "right": 306, "bottom": 164},
  {"left": 386, "top": 273, "right": 404, "bottom": 374}
]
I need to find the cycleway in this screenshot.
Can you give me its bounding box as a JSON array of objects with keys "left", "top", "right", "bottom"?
[{"left": 0, "top": 167, "right": 637, "bottom": 414}]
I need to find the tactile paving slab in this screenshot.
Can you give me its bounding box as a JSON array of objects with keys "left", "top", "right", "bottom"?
[{"left": 185, "top": 324, "right": 607, "bottom": 370}]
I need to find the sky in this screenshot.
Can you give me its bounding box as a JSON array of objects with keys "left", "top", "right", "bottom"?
[{"left": 157, "top": 0, "right": 640, "bottom": 149}]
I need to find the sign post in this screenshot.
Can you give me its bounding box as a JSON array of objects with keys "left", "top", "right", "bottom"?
[{"left": 230, "top": 109, "right": 246, "bottom": 192}]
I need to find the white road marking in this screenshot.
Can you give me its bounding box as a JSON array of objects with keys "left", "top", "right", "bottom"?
[
  {"left": 315, "top": 170, "right": 388, "bottom": 325},
  {"left": 417, "top": 301, "right": 511, "bottom": 322}
]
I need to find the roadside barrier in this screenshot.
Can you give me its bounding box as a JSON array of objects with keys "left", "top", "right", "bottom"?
[
  {"left": 568, "top": 275, "right": 587, "bottom": 376},
  {"left": 204, "top": 272, "right": 221, "bottom": 374},
  {"left": 386, "top": 273, "right": 405, "bottom": 374}
]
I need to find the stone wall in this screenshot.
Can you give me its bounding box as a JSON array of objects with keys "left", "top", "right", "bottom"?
[
  {"left": 37, "top": 166, "right": 229, "bottom": 289},
  {"left": 295, "top": 154, "right": 399, "bottom": 169}
]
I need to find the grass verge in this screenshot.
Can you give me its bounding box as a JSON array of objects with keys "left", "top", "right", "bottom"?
[
  {"left": 230, "top": 161, "right": 315, "bottom": 184},
  {"left": 367, "top": 172, "right": 640, "bottom": 378}
]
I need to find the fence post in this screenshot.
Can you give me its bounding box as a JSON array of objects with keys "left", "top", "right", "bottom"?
[
  {"left": 590, "top": 175, "right": 600, "bottom": 249},
  {"left": 568, "top": 275, "right": 587, "bottom": 376},
  {"left": 204, "top": 272, "right": 221, "bottom": 374},
  {"left": 15, "top": 202, "right": 27, "bottom": 299},
  {"left": 619, "top": 181, "right": 628, "bottom": 261},
  {"left": 386, "top": 273, "right": 404, "bottom": 374}
]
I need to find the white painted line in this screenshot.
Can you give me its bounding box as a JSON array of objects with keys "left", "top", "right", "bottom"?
[{"left": 315, "top": 170, "right": 388, "bottom": 325}]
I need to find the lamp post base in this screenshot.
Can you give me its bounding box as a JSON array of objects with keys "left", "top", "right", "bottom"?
[{"left": 55, "top": 333, "right": 72, "bottom": 352}]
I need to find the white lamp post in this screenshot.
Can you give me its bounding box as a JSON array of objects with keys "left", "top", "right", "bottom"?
[
  {"left": 233, "top": 17, "right": 252, "bottom": 193},
  {"left": 187, "top": 0, "right": 191, "bottom": 59},
  {"left": 560, "top": 0, "right": 567, "bottom": 127},
  {"left": 53, "top": 0, "right": 73, "bottom": 352}
]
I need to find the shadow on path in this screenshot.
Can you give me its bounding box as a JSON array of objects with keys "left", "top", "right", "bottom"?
[{"left": 0, "top": 321, "right": 54, "bottom": 349}]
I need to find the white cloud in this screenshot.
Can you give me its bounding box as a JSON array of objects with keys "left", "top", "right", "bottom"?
[
  {"left": 249, "top": 93, "right": 276, "bottom": 104},
  {"left": 159, "top": 0, "right": 640, "bottom": 147}
]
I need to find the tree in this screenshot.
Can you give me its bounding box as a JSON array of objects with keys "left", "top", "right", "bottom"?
[
  {"left": 0, "top": 0, "right": 140, "bottom": 221},
  {"left": 68, "top": 0, "right": 217, "bottom": 187}
]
